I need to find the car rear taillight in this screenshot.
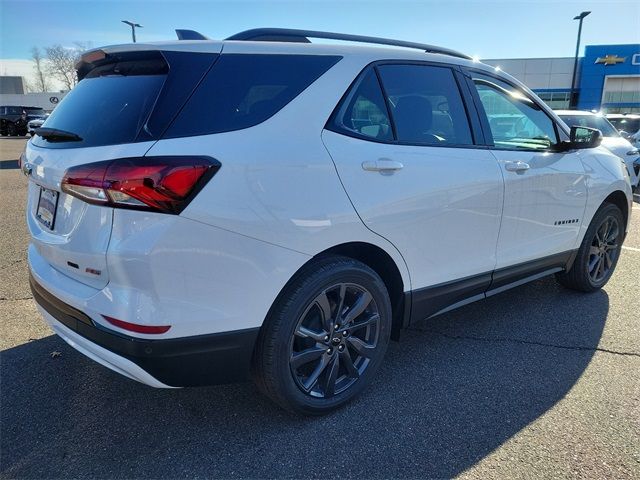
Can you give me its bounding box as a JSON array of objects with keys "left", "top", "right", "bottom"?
[{"left": 61, "top": 156, "right": 220, "bottom": 214}]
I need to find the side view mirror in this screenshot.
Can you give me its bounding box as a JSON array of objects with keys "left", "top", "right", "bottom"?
[
  {"left": 618, "top": 130, "right": 631, "bottom": 140},
  {"left": 569, "top": 125, "right": 603, "bottom": 149}
]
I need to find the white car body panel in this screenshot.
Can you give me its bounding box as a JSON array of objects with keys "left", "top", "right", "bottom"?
[
  {"left": 29, "top": 208, "right": 312, "bottom": 339},
  {"left": 600, "top": 136, "right": 639, "bottom": 186},
  {"left": 148, "top": 53, "right": 412, "bottom": 289},
  {"left": 577, "top": 147, "right": 633, "bottom": 240},
  {"left": 322, "top": 130, "right": 504, "bottom": 288},
  {"left": 489, "top": 149, "right": 587, "bottom": 268}
]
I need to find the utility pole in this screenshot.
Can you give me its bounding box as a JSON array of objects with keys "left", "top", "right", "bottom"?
[
  {"left": 570, "top": 11, "right": 591, "bottom": 109},
  {"left": 122, "top": 20, "right": 143, "bottom": 43}
]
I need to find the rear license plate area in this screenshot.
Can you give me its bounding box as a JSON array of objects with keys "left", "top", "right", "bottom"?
[{"left": 36, "top": 187, "right": 59, "bottom": 230}]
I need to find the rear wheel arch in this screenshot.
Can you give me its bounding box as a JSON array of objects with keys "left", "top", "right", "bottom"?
[
  {"left": 260, "top": 242, "right": 407, "bottom": 342},
  {"left": 317, "top": 242, "right": 406, "bottom": 339}
]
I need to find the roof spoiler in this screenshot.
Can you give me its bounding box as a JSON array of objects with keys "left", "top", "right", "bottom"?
[{"left": 175, "top": 29, "right": 210, "bottom": 40}]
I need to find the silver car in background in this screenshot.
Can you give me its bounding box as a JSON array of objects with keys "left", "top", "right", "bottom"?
[
  {"left": 606, "top": 114, "right": 640, "bottom": 149},
  {"left": 27, "top": 114, "right": 49, "bottom": 136},
  {"left": 556, "top": 110, "right": 639, "bottom": 189}
]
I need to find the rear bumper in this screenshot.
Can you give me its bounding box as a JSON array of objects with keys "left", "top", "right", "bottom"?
[{"left": 30, "top": 273, "right": 260, "bottom": 387}]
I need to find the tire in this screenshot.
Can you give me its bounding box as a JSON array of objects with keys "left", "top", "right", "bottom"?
[
  {"left": 7, "top": 124, "right": 16, "bottom": 136},
  {"left": 556, "top": 203, "right": 624, "bottom": 292},
  {"left": 252, "top": 256, "right": 392, "bottom": 415}
]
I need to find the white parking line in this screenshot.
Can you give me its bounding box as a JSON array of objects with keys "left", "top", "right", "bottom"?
[{"left": 622, "top": 246, "right": 640, "bottom": 252}]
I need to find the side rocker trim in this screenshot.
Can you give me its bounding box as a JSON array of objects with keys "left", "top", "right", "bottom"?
[{"left": 408, "top": 250, "right": 576, "bottom": 325}]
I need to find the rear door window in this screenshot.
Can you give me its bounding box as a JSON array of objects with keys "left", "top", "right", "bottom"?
[
  {"left": 377, "top": 64, "right": 474, "bottom": 146},
  {"left": 165, "top": 54, "right": 342, "bottom": 138}
]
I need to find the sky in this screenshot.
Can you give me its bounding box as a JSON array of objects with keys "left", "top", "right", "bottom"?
[{"left": 1, "top": 0, "right": 639, "bottom": 89}]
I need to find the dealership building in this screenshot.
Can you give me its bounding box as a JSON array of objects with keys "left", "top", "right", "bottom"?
[
  {"left": 484, "top": 43, "right": 640, "bottom": 113},
  {"left": 0, "top": 76, "right": 67, "bottom": 112}
]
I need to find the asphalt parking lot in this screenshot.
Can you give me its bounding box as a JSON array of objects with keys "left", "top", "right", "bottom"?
[{"left": 1, "top": 137, "right": 639, "bottom": 479}]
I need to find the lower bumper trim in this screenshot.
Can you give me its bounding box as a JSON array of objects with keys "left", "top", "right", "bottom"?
[{"left": 30, "top": 273, "right": 260, "bottom": 387}]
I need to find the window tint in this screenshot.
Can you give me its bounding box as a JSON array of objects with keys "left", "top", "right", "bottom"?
[
  {"left": 165, "top": 54, "right": 341, "bottom": 137},
  {"left": 331, "top": 69, "right": 392, "bottom": 141},
  {"left": 377, "top": 64, "right": 473, "bottom": 145},
  {"left": 473, "top": 76, "right": 558, "bottom": 150}
]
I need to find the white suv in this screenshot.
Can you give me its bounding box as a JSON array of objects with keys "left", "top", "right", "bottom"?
[{"left": 24, "top": 29, "right": 633, "bottom": 414}]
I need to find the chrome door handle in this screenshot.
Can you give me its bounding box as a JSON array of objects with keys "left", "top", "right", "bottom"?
[
  {"left": 504, "top": 161, "right": 530, "bottom": 173},
  {"left": 362, "top": 159, "right": 404, "bottom": 172}
]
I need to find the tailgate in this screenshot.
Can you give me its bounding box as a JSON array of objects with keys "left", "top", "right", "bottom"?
[
  {"left": 25, "top": 141, "right": 156, "bottom": 289},
  {"left": 25, "top": 45, "right": 221, "bottom": 290}
]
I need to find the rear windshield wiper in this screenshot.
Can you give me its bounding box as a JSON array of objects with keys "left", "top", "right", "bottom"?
[{"left": 35, "top": 128, "right": 83, "bottom": 142}]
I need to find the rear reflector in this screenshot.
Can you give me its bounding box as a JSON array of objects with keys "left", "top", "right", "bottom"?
[
  {"left": 61, "top": 156, "right": 220, "bottom": 214},
  {"left": 103, "top": 315, "right": 171, "bottom": 334}
]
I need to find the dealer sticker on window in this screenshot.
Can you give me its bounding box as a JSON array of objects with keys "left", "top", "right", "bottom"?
[{"left": 36, "top": 187, "right": 59, "bottom": 230}]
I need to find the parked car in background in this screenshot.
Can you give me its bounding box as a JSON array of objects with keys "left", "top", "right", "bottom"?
[
  {"left": 0, "top": 106, "right": 45, "bottom": 136},
  {"left": 24, "top": 29, "right": 633, "bottom": 414},
  {"left": 28, "top": 114, "right": 50, "bottom": 136},
  {"left": 557, "top": 110, "right": 639, "bottom": 189},
  {"left": 606, "top": 113, "right": 640, "bottom": 149}
]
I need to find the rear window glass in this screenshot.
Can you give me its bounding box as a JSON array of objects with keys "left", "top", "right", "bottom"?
[
  {"left": 164, "top": 54, "right": 342, "bottom": 138},
  {"left": 31, "top": 68, "right": 165, "bottom": 149}
]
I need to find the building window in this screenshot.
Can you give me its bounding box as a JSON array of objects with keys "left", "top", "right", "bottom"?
[{"left": 536, "top": 91, "right": 571, "bottom": 109}]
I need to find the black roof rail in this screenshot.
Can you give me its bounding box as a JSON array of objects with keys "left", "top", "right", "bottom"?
[
  {"left": 175, "top": 29, "right": 210, "bottom": 40},
  {"left": 225, "top": 28, "right": 471, "bottom": 60}
]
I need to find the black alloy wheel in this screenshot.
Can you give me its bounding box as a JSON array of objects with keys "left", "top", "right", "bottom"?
[
  {"left": 587, "top": 215, "right": 621, "bottom": 284},
  {"left": 252, "top": 256, "right": 391, "bottom": 415},
  {"left": 556, "top": 202, "right": 624, "bottom": 292},
  {"left": 289, "top": 283, "right": 380, "bottom": 398}
]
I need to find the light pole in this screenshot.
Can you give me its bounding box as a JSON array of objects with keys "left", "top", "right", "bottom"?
[
  {"left": 122, "top": 20, "right": 143, "bottom": 43},
  {"left": 570, "top": 11, "right": 590, "bottom": 108}
]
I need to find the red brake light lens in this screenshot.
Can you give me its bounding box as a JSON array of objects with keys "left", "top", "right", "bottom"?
[
  {"left": 61, "top": 156, "right": 220, "bottom": 214},
  {"left": 103, "top": 315, "right": 171, "bottom": 334}
]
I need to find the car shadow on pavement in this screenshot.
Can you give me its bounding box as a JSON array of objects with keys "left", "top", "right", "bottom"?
[{"left": 1, "top": 277, "right": 609, "bottom": 479}]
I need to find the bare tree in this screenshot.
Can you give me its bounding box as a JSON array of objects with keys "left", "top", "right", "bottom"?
[
  {"left": 23, "top": 77, "right": 37, "bottom": 93},
  {"left": 31, "top": 47, "right": 50, "bottom": 92},
  {"left": 45, "top": 43, "right": 87, "bottom": 90}
]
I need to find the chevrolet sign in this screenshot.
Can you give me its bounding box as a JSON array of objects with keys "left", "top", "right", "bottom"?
[{"left": 595, "top": 54, "right": 627, "bottom": 66}]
